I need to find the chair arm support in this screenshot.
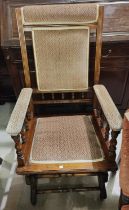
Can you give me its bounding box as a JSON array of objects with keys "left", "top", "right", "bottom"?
[
  {"left": 6, "top": 88, "right": 33, "bottom": 136},
  {"left": 93, "top": 84, "right": 122, "bottom": 131}
]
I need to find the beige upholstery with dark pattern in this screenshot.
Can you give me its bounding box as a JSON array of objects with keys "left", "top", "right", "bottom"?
[
  {"left": 93, "top": 84, "right": 122, "bottom": 131},
  {"left": 6, "top": 88, "right": 32, "bottom": 136},
  {"left": 22, "top": 4, "right": 99, "bottom": 25},
  {"left": 30, "top": 115, "right": 104, "bottom": 163},
  {"left": 21, "top": 4, "right": 99, "bottom": 92},
  {"left": 32, "top": 27, "right": 89, "bottom": 92}
]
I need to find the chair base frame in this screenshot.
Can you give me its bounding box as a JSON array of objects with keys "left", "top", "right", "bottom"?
[{"left": 25, "top": 172, "right": 108, "bottom": 205}]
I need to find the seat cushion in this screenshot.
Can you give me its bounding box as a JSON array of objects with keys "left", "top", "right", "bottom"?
[{"left": 30, "top": 115, "right": 104, "bottom": 163}]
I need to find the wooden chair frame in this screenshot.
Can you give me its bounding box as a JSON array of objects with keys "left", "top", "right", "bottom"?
[
  {"left": 16, "top": 5, "right": 103, "bottom": 89},
  {"left": 6, "top": 4, "right": 122, "bottom": 205}
]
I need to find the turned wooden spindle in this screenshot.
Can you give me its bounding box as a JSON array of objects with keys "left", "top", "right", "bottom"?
[
  {"left": 108, "top": 130, "right": 120, "bottom": 161},
  {"left": 52, "top": 93, "right": 54, "bottom": 100},
  {"left": 61, "top": 93, "right": 64, "bottom": 100},
  {"left": 98, "top": 108, "right": 103, "bottom": 128},
  {"left": 72, "top": 92, "right": 75, "bottom": 100},
  {"left": 26, "top": 110, "right": 31, "bottom": 121},
  {"left": 93, "top": 108, "right": 99, "bottom": 118},
  {"left": 104, "top": 122, "right": 110, "bottom": 142},
  {"left": 42, "top": 93, "right": 45, "bottom": 100},
  {"left": 81, "top": 92, "right": 84, "bottom": 99},
  {"left": 26, "top": 103, "right": 33, "bottom": 121},
  {"left": 20, "top": 129, "right": 26, "bottom": 144},
  {"left": 24, "top": 116, "right": 29, "bottom": 131},
  {"left": 12, "top": 135, "right": 25, "bottom": 167}
]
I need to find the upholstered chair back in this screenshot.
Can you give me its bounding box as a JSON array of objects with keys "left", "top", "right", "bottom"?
[{"left": 16, "top": 4, "right": 102, "bottom": 93}]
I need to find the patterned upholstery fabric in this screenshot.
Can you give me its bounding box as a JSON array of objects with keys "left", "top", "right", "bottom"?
[
  {"left": 93, "top": 85, "right": 122, "bottom": 131},
  {"left": 6, "top": 88, "right": 32, "bottom": 136},
  {"left": 125, "top": 111, "right": 129, "bottom": 121},
  {"left": 122, "top": 206, "right": 129, "bottom": 210},
  {"left": 22, "top": 4, "right": 99, "bottom": 25},
  {"left": 120, "top": 110, "right": 129, "bottom": 197},
  {"left": 30, "top": 115, "right": 104, "bottom": 163},
  {"left": 21, "top": 4, "right": 99, "bottom": 92},
  {"left": 32, "top": 27, "right": 89, "bottom": 92}
]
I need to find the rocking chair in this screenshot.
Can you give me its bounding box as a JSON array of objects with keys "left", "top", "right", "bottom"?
[{"left": 6, "top": 3, "right": 122, "bottom": 205}]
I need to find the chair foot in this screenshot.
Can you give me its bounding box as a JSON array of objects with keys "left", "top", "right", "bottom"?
[
  {"left": 98, "top": 173, "right": 108, "bottom": 200},
  {"left": 0, "top": 157, "right": 3, "bottom": 165},
  {"left": 25, "top": 175, "right": 31, "bottom": 185},
  {"left": 30, "top": 176, "right": 37, "bottom": 205}
]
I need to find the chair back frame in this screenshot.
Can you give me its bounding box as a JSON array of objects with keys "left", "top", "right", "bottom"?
[{"left": 16, "top": 4, "right": 104, "bottom": 97}]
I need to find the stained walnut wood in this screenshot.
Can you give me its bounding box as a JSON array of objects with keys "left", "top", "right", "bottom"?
[
  {"left": 16, "top": 8, "right": 31, "bottom": 88},
  {"left": 94, "top": 6, "right": 104, "bottom": 85}
]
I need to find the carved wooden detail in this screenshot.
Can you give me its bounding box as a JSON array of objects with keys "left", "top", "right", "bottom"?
[
  {"left": 20, "top": 129, "right": 26, "bottom": 144},
  {"left": 12, "top": 135, "right": 25, "bottom": 167},
  {"left": 108, "top": 130, "right": 120, "bottom": 162},
  {"left": 104, "top": 122, "right": 110, "bottom": 142},
  {"left": 93, "top": 96, "right": 121, "bottom": 165}
]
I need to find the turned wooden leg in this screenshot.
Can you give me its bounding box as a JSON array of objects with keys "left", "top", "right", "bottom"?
[
  {"left": 0, "top": 157, "right": 3, "bottom": 165},
  {"left": 98, "top": 173, "right": 108, "bottom": 200},
  {"left": 30, "top": 176, "right": 37, "bottom": 205},
  {"left": 20, "top": 130, "right": 26, "bottom": 144},
  {"left": 25, "top": 175, "right": 31, "bottom": 185}
]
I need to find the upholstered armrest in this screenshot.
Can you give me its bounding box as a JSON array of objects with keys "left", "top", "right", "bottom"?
[
  {"left": 93, "top": 84, "right": 122, "bottom": 131},
  {"left": 6, "top": 88, "right": 33, "bottom": 136}
]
